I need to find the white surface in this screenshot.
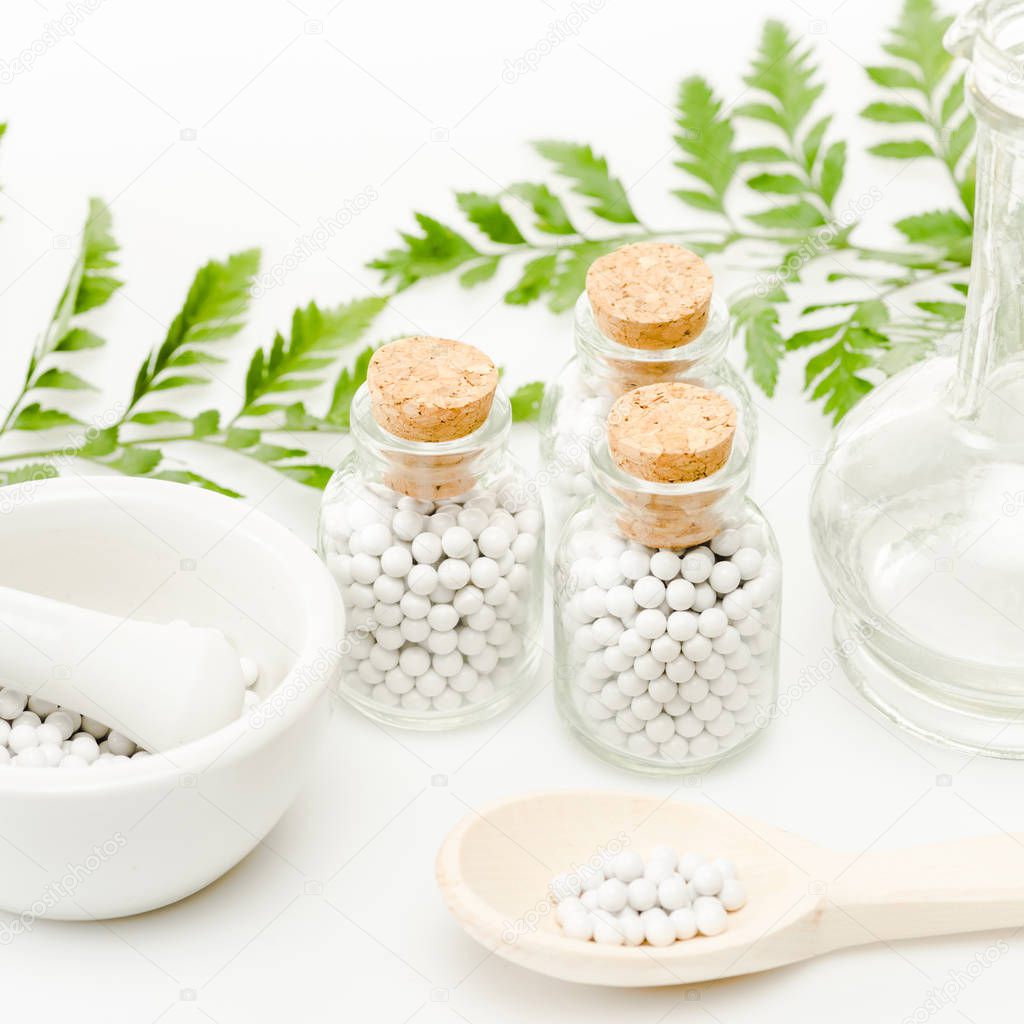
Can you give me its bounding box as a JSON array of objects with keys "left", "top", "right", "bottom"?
[{"left": 2, "top": 0, "right": 1021, "bottom": 1020}]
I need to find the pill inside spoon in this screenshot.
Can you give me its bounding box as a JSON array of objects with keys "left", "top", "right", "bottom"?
[{"left": 437, "top": 789, "right": 1024, "bottom": 986}]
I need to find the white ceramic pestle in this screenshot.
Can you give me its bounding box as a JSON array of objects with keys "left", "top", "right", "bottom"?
[{"left": 0, "top": 584, "right": 246, "bottom": 752}]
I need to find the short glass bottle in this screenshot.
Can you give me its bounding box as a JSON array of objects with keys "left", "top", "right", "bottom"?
[
  {"left": 810, "top": 2, "right": 1024, "bottom": 756},
  {"left": 539, "top": 242, "right": 754, "bottom": 550},
  {"left": 318, "top": 337, "right": 544, "bottom": 730},
  {"left": 554, "top": 383, "right": 781, "bottom": 774}
]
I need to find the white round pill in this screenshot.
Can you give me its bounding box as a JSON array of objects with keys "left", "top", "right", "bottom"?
[
  {"left": 620, "top": 549, "right": 650, "bottom": 580},
  {"left": 666, "top": 579, "right": 696, "bottom": 611},
  {"left": 35, "top": 723, "right": 64, "bottom": 748},
  {"left": 692, "top": 863, "right": 724, "bottom": 896},
  {"left": 411, "top": 533, "right": 443, "bottom": 564},
  {"left": 681, "top": 550, "right": 713, "bottom": 583},
  {"left": 643, "top": 909, "right": 676, "bottom": 947},
  {"left": 453, "top": 586, "right": 485, "bottom": 616},
  {"left": 644, "top": 713, "right": 675, "bottom": 745},
  {"left": 694, "top": 898, "right": 728, "bottom": 935},
  {"left": 618, "top": 909, "right": 646, "bottom": 946},
  {"left": 698, "top": 607, "right": 729, "bottom": 639},
  {"left": 593, "top": 557, "right": 624, "bottom": 590},
  {"left": 658, "top": 876, "right": 690, "bottom": 911},
  {"left": 635, "top": 609, "right": 667, "bottom": 640},
  {"left": 612, "top": 850, "right": 645, "bottom": 882},
  {"left": 618, "top": 629, "right": 650, "bottom": 657},
  {"left": 667, "top": 611, "right": 699, "bottom": 642},
  {"left": 392, "top": 509, "right": 423, "bottom": 541},
  {"left": 670, "top": 907, "right": 699, "bottom": 939},
  {"left": 682, "top": 635, "right": 713, "bottom": 662},
  {"left": 8, "top": 724, "right": 37, "bottom": 753},
  {"left": 718, "top": 878, "right": 747, "bottom": 911},
  {"left": 709, "top": 560, "right": 741, "bottom": 595},
  {"left": 360, "top": 522, "right": 392, "bottom": 556},
  {"left": 649, "top": 550, "right": 681, "bottom": 581},
  {"left": 45, "top": 711, "right": 75, "bottom": 740},
  {"left": 597, "top": 878, "right": 629, "bottom": 913},
  {"left": 441, "top": 526, "right": 474, "bottom": 559},
  {"left": 562, "top": 913, "right": 595, "bottom": 941},
  {"left": 0, "top": 688, "right": 26, "bottom": 720},
  {"left": 477, "top": 526, "right": 510, "bottom": 558},
  {"left": 592, "top": 915, "right": 625, "bottom": 945},
  {"left": 627, "top": 877, "right": 658, "bottom": 911},
  {"left": 733, "top": 547, "right": 763, "bottom": 580},
  {"left": 350, "top": 553, "right": 380, "bottom": 585},
  {"left": 470, "top": 557, "right": 500, "bottom": 589},
  {"left": 407, "top": 564, "right": 438, "bottom": 596},
  {"left": 633, "top": 576, "right": 666, "bottom": 609},
  {"left": 69, "top": 733, "right": 99, "bottom": 763},
  {"left": 380, "top": 546, "right": 413, "bottom": 578},
  {"left": 722, "top": 590, "right": 752, "bottom": 621},
  {"left": 399, "top": 646, "right": 431, "bottom": 677},
  {"left": 605, "top": 585, "right": 637, "bottom": 620}
]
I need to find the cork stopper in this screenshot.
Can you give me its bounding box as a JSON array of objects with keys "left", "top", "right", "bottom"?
[
  {"left": 366, "top": 337, "right": 499, "bottom": 500},
  {"left": 608, "top": 382, "right": 736, "bottom": 483},
  {"left": 586, "top": 242, "right": 713, "bottom": 350},
  {"left": 606, "top": 383, "right": 737, "bottom": 548},
  {"left": 367, "top": 337, "right": 498, "bottom": 442}
]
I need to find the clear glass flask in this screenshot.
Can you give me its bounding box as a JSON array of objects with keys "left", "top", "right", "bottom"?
[{"left": 810, "top": 0, "right": 1024, "bottom": 756}]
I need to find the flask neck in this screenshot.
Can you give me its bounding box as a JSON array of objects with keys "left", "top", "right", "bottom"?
[{"left": 951, "top": 3, "right": 1024, "bottom": 415}]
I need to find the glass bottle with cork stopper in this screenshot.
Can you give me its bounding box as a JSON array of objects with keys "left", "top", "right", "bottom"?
[
  {"left": 554, "top": 382, "right": 780, "bottom": 774},
  {"left": 539, "top": 241, "right": 753, "bottom": 548},
  {"left": 318, "top": 336, "right": 544, "bottom": 729}
]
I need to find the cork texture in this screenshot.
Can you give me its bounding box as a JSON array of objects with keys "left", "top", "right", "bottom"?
[
  {"left": 607, "top": 382, "right": 736, "bottom": 484},
  {"left": 586, "top": 242, "right": 713, "bottom": 350},
  {"left": 613, "top": 489, "right": 725, "bottom": 549},
  {"left": 383, "top": 451, "right": 479, "bottom": 502},
  {"left": 367, "top": 336, "right": 498, "bottom": 442}
]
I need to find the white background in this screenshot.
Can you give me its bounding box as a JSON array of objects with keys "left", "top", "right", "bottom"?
[{"left": 1, "top": 0, "right": 1020, "bottom": 1021}]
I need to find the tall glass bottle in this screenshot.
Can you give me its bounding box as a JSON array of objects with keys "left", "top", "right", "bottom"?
[{"left": 810, "top": 1, "right": 1024, "bottom": 755}]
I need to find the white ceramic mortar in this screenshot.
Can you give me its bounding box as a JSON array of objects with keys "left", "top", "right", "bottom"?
[{"left": 0, "top": 476, "right": 343, "bottom": 920}]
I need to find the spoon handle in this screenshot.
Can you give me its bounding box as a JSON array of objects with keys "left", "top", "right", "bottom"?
[{"left": 827, "top": 833, "right": 1024, "bottom": 944}]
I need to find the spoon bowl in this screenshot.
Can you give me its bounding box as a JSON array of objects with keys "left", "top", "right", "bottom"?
[{"left": 437, "top": 789, "right": 1024, "bottom": 986}]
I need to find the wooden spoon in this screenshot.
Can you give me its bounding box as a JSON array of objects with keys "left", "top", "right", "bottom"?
[{"left": 436, "top": 788, "right": 1024, "bottom": 986}]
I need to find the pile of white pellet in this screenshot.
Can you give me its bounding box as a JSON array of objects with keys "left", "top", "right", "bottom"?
[
  {"left": 550, "top": 846, "right": 746, "bottom": 946},
  {"left": 321, "top": 480, "right": 541, "bottom": 713},
  {"left": 561, "top": 521, "right": 779, "bottom": 764}
]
